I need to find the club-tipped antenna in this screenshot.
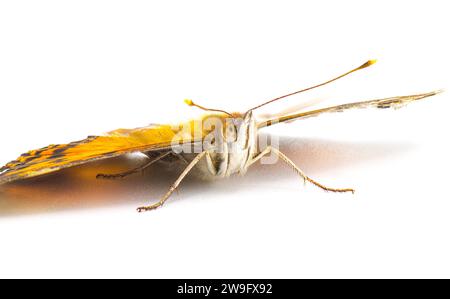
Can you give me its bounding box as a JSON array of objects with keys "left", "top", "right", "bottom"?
[
  {"left": 184, "top": 99, "right": 233, "bottom": 117},
  {"left": 246, "top": 59, "right": 378, "bottom": 113}
]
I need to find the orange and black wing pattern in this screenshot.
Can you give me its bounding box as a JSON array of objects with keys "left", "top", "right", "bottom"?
[{"left": 0, "top": 121, "right": 204, "bottom": 185}]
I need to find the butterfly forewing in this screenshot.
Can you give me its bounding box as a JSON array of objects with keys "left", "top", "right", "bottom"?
[
  {"left": 0, "top": 121, "right": 206, "bottom": 184},
  {"left": 258, "top": 91, "right": 441, "bottom": 128}
]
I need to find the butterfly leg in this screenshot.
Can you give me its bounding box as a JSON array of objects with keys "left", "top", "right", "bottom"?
[
  {"left": 96, "top": 151, "right": 172, "bottom": 180},
  {"left": 249, "top": 147, "right": 355, "bottom": 193},
  {"left": 136, "top": 151, "right": 208, "bottom": 212}
]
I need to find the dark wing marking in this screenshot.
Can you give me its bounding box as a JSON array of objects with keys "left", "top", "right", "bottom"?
[{"left": 0, "top": 123, "right": 203, "bottom": 184}]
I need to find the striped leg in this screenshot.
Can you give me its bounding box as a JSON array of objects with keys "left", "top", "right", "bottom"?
[
  {"left": 137, "top": 151, "right": 207, "bottom": 212},
  {"left": 96, "top": 151, "right": 171, "bottom": 180},
  {"left": 249, "top": 147, "right": 355, "bottom": 194}
]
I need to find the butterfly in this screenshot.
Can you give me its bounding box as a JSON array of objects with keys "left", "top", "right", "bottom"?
[{"left": 0, "top": 60, "right": 441, "bottom": 212}]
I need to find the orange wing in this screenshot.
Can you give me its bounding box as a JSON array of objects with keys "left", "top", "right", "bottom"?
[{"left": 0, "top": 121, "right": 205, "bottom": 185}]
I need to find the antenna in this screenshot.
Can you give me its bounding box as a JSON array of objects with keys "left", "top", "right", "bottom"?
[
  {"left": 246, "top": 59, "right": 377, "bottom": 113},
  {"left": 184, "top": 99, "right": 233, "bottom": 117}
]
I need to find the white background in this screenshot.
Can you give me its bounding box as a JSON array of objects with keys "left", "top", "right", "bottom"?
[{"left": 0, "top": 0, "right": 449, "bottom": 278}]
